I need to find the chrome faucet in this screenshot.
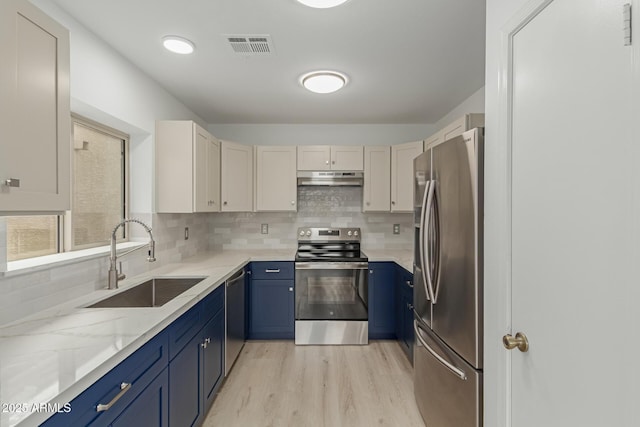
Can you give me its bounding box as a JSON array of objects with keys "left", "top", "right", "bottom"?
[{"left": 108, "top": 219, "right": 156, "bottom": 289}]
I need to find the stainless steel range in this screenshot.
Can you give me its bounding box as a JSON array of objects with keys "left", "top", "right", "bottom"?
[{"left": 294, "top": 227, "right": 369, "bottom": 345}]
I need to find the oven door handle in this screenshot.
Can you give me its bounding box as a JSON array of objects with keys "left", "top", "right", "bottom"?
[{"left": 295, "top": 262, "right": 369, "bottom": 270}]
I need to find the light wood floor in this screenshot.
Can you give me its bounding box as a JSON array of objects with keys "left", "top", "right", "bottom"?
[{"left": 204, "top": 340, "right": 425, "bottom": 427}]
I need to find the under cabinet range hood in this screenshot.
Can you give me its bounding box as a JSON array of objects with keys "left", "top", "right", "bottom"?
[{"left": 297, "top": 171, "right": 363, "bottom": 187}]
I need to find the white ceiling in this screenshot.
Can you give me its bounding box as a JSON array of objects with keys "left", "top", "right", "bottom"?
[{"left": 50, "top": 0, "right": 486, "bottom": 124}]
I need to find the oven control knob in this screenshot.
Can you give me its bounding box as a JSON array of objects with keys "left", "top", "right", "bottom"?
[
  {"left": 306, "top": 230, "right": 311, "bottom": 236},
  {"left": 347, "top": 231, "right": 352, "bottom": 236},
  {"left": 354, "top": 230, "right": 359, "bottom": 237},
  {"left": 299, "top": 230, "right": 305, "bottom": 236}
]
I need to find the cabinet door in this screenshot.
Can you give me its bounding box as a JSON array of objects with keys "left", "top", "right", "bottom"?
[
  {"left": 206, "top": 138, "right": 221, "bottom": 212},
  {"left": 424, "top": 132, "right": 444, "bottom": 150},
  {"left": 156, "top": 121, "right": 195, "bottom": 213},
  {"left": 297, "top": 145, "right": 331, "bottom": 170},
  {"left": 221, "top": 140, "right": 253, "bottom": 212},
  {"left": 331, "top": 146, "right": 364, "bottom": 170},
  {"left": 256, "top": 146, "right": 297, "bottom": 211},
  {"left": 441, "top": 116, "right": 467, "bottom": 142},
  {"left": 0, "top": 0, "right": 70, "bottom": 212},
  {"left": 110, "top": 369, "right": 169, "bottom": 427},
  {"left": 391, "top": 141, "right": 423, "bottom": 212},
  {"left": 368, "top": 262, "right": 396, "bottom": 339},
  {"left": 202, "top": 309, "right": 224, "bottom": 412},
  {"left": 194, "top": 124, "right": 220, "bottom": 212},
  {"left": 363, "top": 146, "right": 390, "bottom": 211},
  {"left": 397, "top": 268, "right": 414, "bottom": 363},
  {"left": 250, "top": 279, "right": 295, "bottom": 339},
  {"left": 169, "top": 333, "right": 203, "bottom": 427}
]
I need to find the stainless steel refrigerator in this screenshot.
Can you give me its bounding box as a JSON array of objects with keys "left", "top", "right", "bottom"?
[{"left": 413, "top": 128, "right": 483, "bottom": 427}]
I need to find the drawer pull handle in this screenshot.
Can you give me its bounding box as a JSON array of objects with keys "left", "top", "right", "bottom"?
[
  {"left": 96, "top": 382, "right": 131, "bottom": 412},
  {"left": 265, "top": 269, "right": 280, "bottom": 273}
]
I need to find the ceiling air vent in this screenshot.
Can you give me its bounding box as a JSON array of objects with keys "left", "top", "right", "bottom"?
[{"left": 224, "top": 34, "right": 275, "bottom": 56}]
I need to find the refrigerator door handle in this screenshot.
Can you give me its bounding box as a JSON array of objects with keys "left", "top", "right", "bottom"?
[
  {"left": 419, "top": 180, "right": 433, "bottom": 301},
  {"left": 424, "top": 181, "right": 437, "bottom": 303},
  {"left": 414, "top": 320, "right": 467, "bottom": 381},
  {"left": 432, "top": 184, "right": 442, "bottom": 302}
]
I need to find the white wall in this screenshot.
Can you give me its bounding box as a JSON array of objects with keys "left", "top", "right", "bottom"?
[
  {"left": 484, "top": 1, "right": 529, "bottom": 426},
  {"left": 0, "top": 2, "right": 212, "bottom": 326},
  {"left": 432, "top": 86, "right": 485, "bottom": 131},
  {"left": 208, "top": 87, "right": 484, "bottom": 146},
  {"left": 31, "top": 0, "right": 207, "bottom": 215},
  {"left": 208, "top": 123, "right": 436, "bottom": 146}
]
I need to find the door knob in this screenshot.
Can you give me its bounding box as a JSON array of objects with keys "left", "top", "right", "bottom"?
[{"left": 503, "top": 332, "right": 529, "bottom": 352}]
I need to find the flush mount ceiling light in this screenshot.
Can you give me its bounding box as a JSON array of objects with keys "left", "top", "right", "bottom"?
[
  {"left": 296, "top": 0, "right": 349, "bottom": 8},
  {"left": 301, "top": 71, "right": 347, "bottom": 94},
  {"left": 162, "top": 36, "right": 195, "bottom": 54}
]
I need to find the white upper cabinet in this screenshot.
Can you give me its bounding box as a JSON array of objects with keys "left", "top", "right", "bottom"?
[
  {"left": 255, "top": 146, "right": 297, "bottom": 212},
  {"left": 363, "top": 146, "right": 391, "bottom": 212},
  {"left": 221, "top": 141, "right": 253, "bottom": 212},
  {"left": 330, "top": 146, "right": 364, "bottom": 170},
  {"left": 297, "top": 145, "right": 364, "bottom": 171},
  {"left": 0, "top": 0, "right": 70, "bottom": 213},
  {"left": 391, "top": 140, "right": 423, "bottom": 212},
  {"left": 297, "top": 145, "right": 331, "bottom": 170},
  {"left": 156, "top": 121, "right": 220, "bottom": 213},
  {"left": 425, "top": 113, "right": 485, "bottom": 150},
  {"left": 194, "top": 128, "right": 221, "bottom": 212}
]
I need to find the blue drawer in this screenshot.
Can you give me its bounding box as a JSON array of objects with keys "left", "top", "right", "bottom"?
[
  {"left": 42, "top": 331, "right": 169, "bottom": 427},
  {"left": 250, "top": 261, "right": 294, "bottom": 280},
  {"left": 202, "top": 285, "right": 224, "bottom": 324},
  {"left": 168, "top": 303, "right": 202, "bottom": 360}
]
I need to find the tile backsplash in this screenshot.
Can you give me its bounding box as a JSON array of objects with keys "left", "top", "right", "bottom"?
[
  {"left": 0, "top": 212, "right": 211, "bottom": 326},
  {"left": 0, "top": 188, "right": 412, "bottom": 325},
  {"left": 209, "top": 187, "right": 413, "bottom": 251}
]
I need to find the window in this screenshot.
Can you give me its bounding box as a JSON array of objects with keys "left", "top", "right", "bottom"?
[{"left": 5, "top": 117, "right": 129, "bottom": 262}]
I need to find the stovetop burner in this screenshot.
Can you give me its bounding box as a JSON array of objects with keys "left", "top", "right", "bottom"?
[{"left": 295, "top": 227, "right": 367, "bottom": 263}]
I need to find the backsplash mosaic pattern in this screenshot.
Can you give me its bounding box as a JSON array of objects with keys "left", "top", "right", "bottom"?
[{"left": 209, "top": 187, "right": 413, "bottom": 251}]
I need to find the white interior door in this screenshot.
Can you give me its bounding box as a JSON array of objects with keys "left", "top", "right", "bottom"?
[{"left": 506, "top": 0, "right": 639, "bottom": 425}]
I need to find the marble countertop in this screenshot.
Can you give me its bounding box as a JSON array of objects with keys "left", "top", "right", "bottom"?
[
  {"left": 0, "top": 250, "right": 293, "bottom": 427},
  {"left": 0, "top": 247, "right": 411, "bottom": 427},
  {"left": 363, "top": 249, "right": 413, "bottom": 272}
]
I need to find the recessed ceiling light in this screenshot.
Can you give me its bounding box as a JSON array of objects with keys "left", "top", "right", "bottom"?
[
  {"left": 301, "top": 71, "right": 347, "bottom": 94},
  {"left": 162, "top": 36, "right": 195, "bottom": 54},
  {"left": 296, "top": 0, "right": 349, "bottom": 8}
]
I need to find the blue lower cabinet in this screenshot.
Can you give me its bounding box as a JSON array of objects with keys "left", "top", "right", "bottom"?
[
  {"left": 249, "top": 277, "right": 295, "bottom": 339},
  {"left": 396, "top": 266, "right": 415, "bottom": 363},
  {"left": 110, "top": 368, "right": 169, "bottom": 427},
  {"left": 202, "top": 309, "right": 225, "bottom": 411},
  {"left": 368, "top": 262, "right": 396, "bottom": 339},
  {"left": 41, "top": 331, "right": 169, "bottom": 427},
  {"left": 169, "top": 286, "right": 225, "bottom": 427},
  {"left": 248, "top": 261, "right": 295, "bottom": 340},
  {"left": 169, "top": 331, "right": 203, "bottom": 427}
]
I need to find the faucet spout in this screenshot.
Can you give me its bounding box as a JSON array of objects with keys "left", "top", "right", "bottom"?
[{"left": 108, "top": 219, "right": 156, "bottom": 290}]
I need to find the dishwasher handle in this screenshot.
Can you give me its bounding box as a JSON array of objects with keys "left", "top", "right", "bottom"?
[{"left": 226, "top": 269, "right": 246, "bottom": 287}]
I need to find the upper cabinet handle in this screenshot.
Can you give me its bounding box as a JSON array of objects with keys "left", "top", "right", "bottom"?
[{"left": 265, "top": 269, "right": 280, "bottom": 273}]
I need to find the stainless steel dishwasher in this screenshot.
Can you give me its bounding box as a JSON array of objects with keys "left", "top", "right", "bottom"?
[{"left": 225, "top": 268, "right": 246, "bottom": 376}]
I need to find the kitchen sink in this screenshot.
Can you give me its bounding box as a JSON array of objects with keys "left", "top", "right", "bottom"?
[{"left": 87, "top": 277, "right": 206, "bottom": 308}]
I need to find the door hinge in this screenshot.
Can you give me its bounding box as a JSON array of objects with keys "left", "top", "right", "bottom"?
[{"left": 624, "top": 3, "right": 632, "bottom": 46}]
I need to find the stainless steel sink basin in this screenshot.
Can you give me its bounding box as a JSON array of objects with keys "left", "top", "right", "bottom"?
[{"left": 87, "top": 277, "right": 205, "bottom": 308}]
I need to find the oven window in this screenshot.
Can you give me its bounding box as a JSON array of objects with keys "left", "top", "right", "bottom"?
[{"left": 295, "top": 268, "right": 368, "bottom": 321}]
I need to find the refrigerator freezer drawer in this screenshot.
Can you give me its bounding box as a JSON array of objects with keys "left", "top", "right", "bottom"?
[{"left": 414, "top": 321, "right": 482, "bottom": 427}]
